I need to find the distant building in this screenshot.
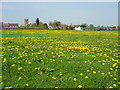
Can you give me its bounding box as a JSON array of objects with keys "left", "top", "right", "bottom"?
[
  {"left": 75, "top": 26, "right": 83, "bottom": 31},
  {"left": 60, "top": 25, "right": 67, "bottom": 30},
  {"left": 2, "top": 23, "right": 19, "bottom": 29},
  {"left": 85, "top": 27, "right": 95, "bottom": 31},
  {"left": 48, "top": 26, "right": 54, "bottom": 30},
  {"left": 24, "top": 19, "right": 29, "bottom": 26},
  {"left": 102, "top": 27, "right": 113, "bottom": 30}
]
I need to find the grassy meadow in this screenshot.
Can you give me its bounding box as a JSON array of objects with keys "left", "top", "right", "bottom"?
[{"left": 1, "top": 30, "right": 119, "bottom": 88}]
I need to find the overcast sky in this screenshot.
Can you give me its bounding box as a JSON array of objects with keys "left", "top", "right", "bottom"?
[{"left": 2, "top": 2, "right": 118, "bottom": 26}]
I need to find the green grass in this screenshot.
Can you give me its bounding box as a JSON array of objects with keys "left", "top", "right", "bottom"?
[{"left": 1, "top": 30, "right": 119, "bottom": 88}]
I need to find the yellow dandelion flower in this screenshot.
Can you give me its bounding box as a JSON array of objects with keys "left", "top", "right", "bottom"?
[
  {"left": 18, "top": 67, "right": 23, "bottom": 70},
  {"left": 18, "top": 77, "right": 22, "bottom": 80},
  {"left": 0, "top": 76, "right": 2, "bottom": 78},
  {"left": 102, "top": 63, "right": 105, "bottom": 65},
  {"left": 34, "top": 67, "right": 37, "bottom": 70},
  {"left": 25, "top": 83, "right": 29, "bottom": 86},
  {"left": 18, "top": 61, "right": 20, "bottom": 63},
  {"left": 114, "top": 78, "right": 117, "bottom": 80},
  {"left": 3, "top": 58, "right": 6, "bottom": 63},
  {"left": 60, "top": 60, "right": 62, "bottom": 62},
  {"left": 118, "top": 82, "right": 120, "bottom": 84},
  {"left": 108, "top": 72, "right": 110, "bottom": 74},
  {"left": 110, "top": 68, "right": 113, "bottom": 70},
  {"left": 113, "top": 84, "right": 116, "bottom": 86},
  {"left": 28, "top": 62, "right": 31, "bottom": 64},
  {"left": 112, "top": 63, "right": 117, "bottom": 67},
  {"left": 52, "top": 77, "right": 56, "bottom": 80},
  {"left": 85, "top": 76, "right": 89, "bottom": 79},
  {"left": 78, "top": 85, "right": 82, "bottom": 88},
  {"left": 53, "top": 59, "right": 55, "bottom": 62},
  {"left": 59, "top": 72, "right": 62, "bottom": 76},
  {"left": 110, "top": 75, "right": 113, "bottom": 77},
  {"left": 87, "top": 70, "right": 90, "bottom": 72},
  {"left": 111, "top": 58, "right": 114, "bottom": 61},
  {"left": 98, "top": 71, "right": 100, "bottom": 73},
  {"left": 58, "top": 55, "right": 61, "bottom": 57},
  {"left": 101, "top": 73, "right": 105, "bottom": 75},
  {"left": 109, "top": 86, "right": 113, "bottom": 88},
  {"left": 93, "top": 71, "right": 96, "bottom": 74},
  {"left": 80, "top": 73, "right": 83, "bottom": 76},
  {"left": 5, "top": 87, "right": 13, "bottom": 89},
  {"left": 0, "top": 82, "right": 3, "bottom": 85},
  {"left": 116, "top": 66, "right": 118, "bottom": 68},
  {"left": 73, "top": 78, "right": 77, "bottom": 81},
  {"left": 11, "top": 64, "right": 15, "bottom": 67}
]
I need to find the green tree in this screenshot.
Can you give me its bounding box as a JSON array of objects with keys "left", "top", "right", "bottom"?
[
  {"left": 80, "top": 23, "right": 88, "bottom": 30},
  {"left": 66, "top": 25, "right": 69, "bottom": 30},
  {"left": 43, "top": 23, "right": 48, "bottom": 29},
  {"left": 80, "top": 24, "right": 87, "bottom": 28},
  {"left": 89, "top": 24, "right": 94, "bottom": 27},
  {"left": 49, "top": 22, "right": 53, "bottom": 26},
  {"left": 54, "top": 20, "right": 61, "bottom": 27},
  {"left": 49, "top": 20, "right": 61, "bottom": 29},
  {"left": 31, "top": 23, "right": 37, "bottom": 26},
  {"left": 69, "top": 24, "right": 74, "bottom": 30},
  {"left": 36, "top": 18, "right": 40, "bottom": 26}
]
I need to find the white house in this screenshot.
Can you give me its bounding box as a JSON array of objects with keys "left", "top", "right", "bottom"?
[
  {"left": 48, "top": 26, "right": 54, "bottom": 30},
  {"left": 75, "top": 26, "right": 83, "bottom": 31}
]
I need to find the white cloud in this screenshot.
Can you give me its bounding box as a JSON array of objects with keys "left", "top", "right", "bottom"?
[{"left": 1, "top": 0, "right": 119, "bottom": 2}]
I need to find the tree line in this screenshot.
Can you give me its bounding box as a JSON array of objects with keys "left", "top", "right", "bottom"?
[{"left": 25, "top": 18, "right": 117, "bottom": 30}]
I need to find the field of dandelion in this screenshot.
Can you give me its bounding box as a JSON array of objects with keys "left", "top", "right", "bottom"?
[{"left": 1, "top": 30, "right": 119, "bottom": 88}]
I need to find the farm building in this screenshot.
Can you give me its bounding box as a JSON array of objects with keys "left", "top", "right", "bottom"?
[
  {"left": 102, "top": 27, "right": 113, "bottom": 30},
  {"left": 60, "top": 25, "right": 67, "bottom": 30},
  {"left": 74, "top": 26, "right": 83, "bottom": 31},
  {"left": 48, "top": 26, "right": 54, "bottom": 30},
  {"left": 2, "top": 23, "right": 19, "bottom": 29},
  {"left": 85, "top": 27, "right": 95, "bottom": 31}
]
